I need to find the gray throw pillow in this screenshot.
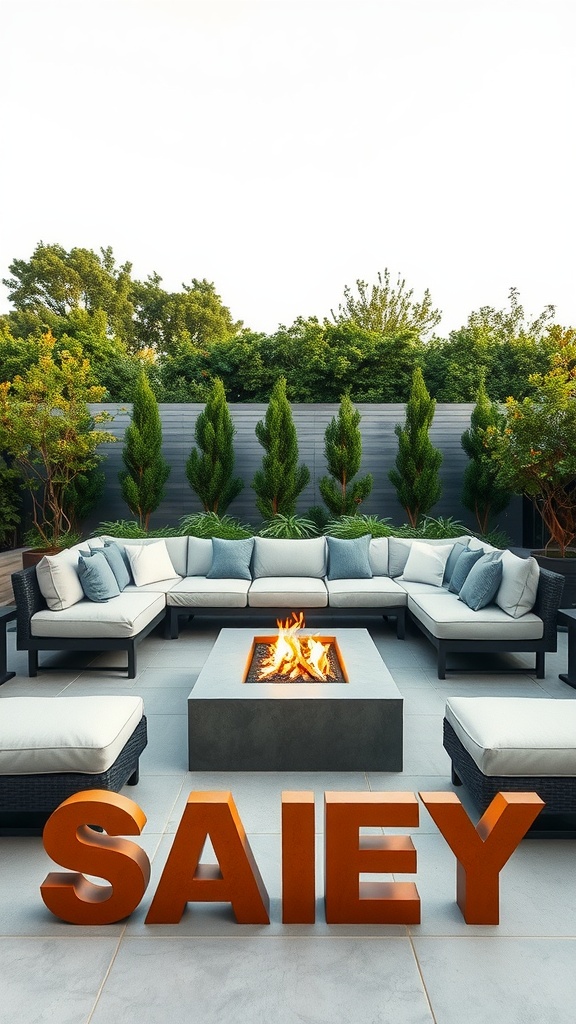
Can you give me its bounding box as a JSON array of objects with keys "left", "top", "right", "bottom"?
[
  {"left": 207, "top": 537, "right": 254, "bottom": 581},
  {"left": 327, "top": 535, "right": 372, "bottom": 581},
  {"left": 77, "top": 550, "right": 121, "bottom": 602},
  {"left": 444, "top": 541, "right": 468, "bottom": 586},
  {"left": 102, "top": 540, "right": 131, "bottom": 590},
  {"left": 448, "top": 547, "right": 484, "bottom": 594},
  {"left": 458, "top": 554, "right": 503, "bottom": 611}
]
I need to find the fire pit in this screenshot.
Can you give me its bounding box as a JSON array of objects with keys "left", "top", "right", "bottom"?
[
  {"left": 244, "top": 612, "right": 348, "bottom": 685},
  {"left": 188, "top": 623, "right": 403, "bottom": 771}
]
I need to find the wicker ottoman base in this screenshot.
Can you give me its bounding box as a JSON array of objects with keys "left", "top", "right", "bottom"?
[
  {"left": 0, "top": 715, "right": 147, "bottom": 834},
  {"left": 443, "top": 718, "right": 576, "bottom": 830}
]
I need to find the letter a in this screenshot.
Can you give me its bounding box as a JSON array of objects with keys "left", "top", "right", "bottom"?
[
  {"left": 145, "top": 791, "right": 270, "bottom": 924},
  {"left": 419, "top": 791, "right": 544, "bottom": 924},
  {"left": 41, "top": 790, "right": 150, "bottom": 925}
]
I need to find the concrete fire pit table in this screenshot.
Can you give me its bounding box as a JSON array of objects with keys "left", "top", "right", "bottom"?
[{"left": 188, "top": 627, "right": 403, "bottom": 771}]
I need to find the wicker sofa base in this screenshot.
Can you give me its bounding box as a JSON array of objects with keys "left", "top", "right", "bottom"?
[
  {"left": 443, "top": 718, "right": 576, "bottom": 830},
  {"left": 0, "top": 715, "right": 148, "bottom": 834}
]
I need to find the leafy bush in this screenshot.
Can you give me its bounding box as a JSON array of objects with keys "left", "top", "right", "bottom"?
[
  {"left": 408, "top": 516, "right": 469, "bottom": 539},
  {"left": 178, "top": 512, "right": 253, "bottom": 539},
  {"left": 325, "top": 514, "right": 395, "bottom": 538},
  {"left": 94, "top": 519, "right": 179, "bottom": 538},
  {"left": 259, "top": 514, "right": 319, "bottom": 539}
]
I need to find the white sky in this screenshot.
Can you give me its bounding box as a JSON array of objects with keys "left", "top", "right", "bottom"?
[{"left": 1, "top": 0, "right": 575, "bottom": 336}]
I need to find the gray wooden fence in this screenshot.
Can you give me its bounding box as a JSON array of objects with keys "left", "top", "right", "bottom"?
[{"left": 86, "top": 403, "right": 522, "bottom": 542}]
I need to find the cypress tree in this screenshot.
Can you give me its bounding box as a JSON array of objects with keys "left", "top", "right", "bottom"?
[
  {"left": 119, "top": 371, "right": 170, "bottom": 530},
  {"left": 389, "top": 366, "right": 442, "bottom": 527},
  {"left": 186, "top": 378, "right": 243, "bottom": 513},
  {"left": 319, "top": 394, "right": 373, "bottom": 516},
  {"left": 252, "top": 377, "right": 310, "bottom": 519},
  {"left": 461, "top": 380, "right": 511, "bottom": 534}
]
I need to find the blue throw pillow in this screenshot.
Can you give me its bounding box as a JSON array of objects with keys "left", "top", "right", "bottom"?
[
  {"left": 443, "top": 542, "right": 467, "bottom": 586},
  {"left": 77, "top": 550, "right": 120, "bottom": 602},
  {"left": 459, "top": 554, "right": 503, "bottom": 611},
  {"left": 327, "top": 535, "right": 372, "bottom": 581},
  {"left": 206, "top": 537, "right": 254, "bottom": 581},
  {"left": 448, "top": 547, "right": 484, "bottom": 594},
  {"left": 102, "top": 540, "right": 131, "bottom": 590}
]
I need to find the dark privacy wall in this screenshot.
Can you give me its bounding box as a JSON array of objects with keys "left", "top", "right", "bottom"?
[{"left": 86, "top": 403, "right": 523, "bottom": 543}]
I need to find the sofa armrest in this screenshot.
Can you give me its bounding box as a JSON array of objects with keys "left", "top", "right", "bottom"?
[
  {"left": 11, "top": 567, "right": 47, "bottom": 645},
  {"left": 533, "top": 566, "right": 565, "bottom": 651}
]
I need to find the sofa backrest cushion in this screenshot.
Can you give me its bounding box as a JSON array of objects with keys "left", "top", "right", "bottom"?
[
  {"left": 36, "top": 549, "right": 85, "bottom": 611},
  {"left": 77, "top": 550, "right": 121, "bottom": 602},
  {"left": 125, "top": 540, "right": 179, "bottom": 587},
  {"left": 495, "top": 550, "right": 540, "bottom": 618},
  {"left": 400, "top": 541, "right": 454, "bottom": 587},
  {"left": 186, "top": 537, "right": 214, "bottom": 576},
  {"left": 327, "top": 535, "right": 372, "bottom": 581},
  {"left": 369, "top": 537, "right": 389, "bottom": 576},
  {"left": 252, "top": 536, "right": 327, "bottom": 578},
  {"left": 207, "top": 537, "right": 255, "bottom": 581}
]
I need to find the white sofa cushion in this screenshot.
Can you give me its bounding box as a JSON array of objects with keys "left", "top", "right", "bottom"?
[
  {"left": 388, "top": 536, "right": 470, "bottom": 578},
  {"left": 248, "top": 577, "right": 328, "bottom": 607},
  {"left": 445, "top": 697, "right": 576, "bottom": 776},
  {"left": 408, "top": 593, "right": 544, "bottom": 640},
  {"left": 36, "top": 548, "right": 85, "bottom": 611},
  {"left": 186, "top": 537, "right": 213, "bottom": 576},
  {"left": 0, "top": 695, "right": 144, "bottom": 775},
  {"left": 252, "top": 537, "right": 327, "bottom": 578},
  {"left": 368, "top": 537, "right": 389, "bottom": 576},
  {"left": 326, "top": 577, "right": 407, "bottom": 608},
  {"left": 495, "top": 550, "right": 540, "bottom": 618},
  {"left": 106, "top": 536, "right": 188, "bottom": 578},
  {"left": 400, "top": 541, "right": 453, "bottom": 587},
  {"left": 125, "top": 540, "right": 178, "bottom": 586},
  {"left": 31, "top": 592, "right": 165, "bottom": 638},
  {"left": 166, "top": 577, "right": 250, "bottom": 608}
]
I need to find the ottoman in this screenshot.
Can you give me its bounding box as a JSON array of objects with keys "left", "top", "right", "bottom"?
[
  {"left": 443, "top": 697, "right": 576, "bottom": 828},
  {"left": 0, "top": 695, "right": 147, "bottom": 833}
]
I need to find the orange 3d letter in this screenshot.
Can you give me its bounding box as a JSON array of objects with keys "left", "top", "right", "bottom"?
[
  {"left": 145, "top": 791, "right": 270, "bottom": 924},
  {"left": 325, "top": 792, "right": 420, "bottom": 924},
  {"left": 419, "top": 791, "right": 544, "bottom": 924},
  {"left": 41, "top": 790, "right": 150, "bottom": 925},
  {"left": 282, "top": 791, "right": 316, "bottom": 923}
]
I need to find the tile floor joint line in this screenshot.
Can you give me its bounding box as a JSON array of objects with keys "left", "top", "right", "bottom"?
[
  {"left": 85, "top": 928, "right": 126, "bottom": 1024},
  {"left": 408, "top": 933, "right": 439, "bottom": 1024}
]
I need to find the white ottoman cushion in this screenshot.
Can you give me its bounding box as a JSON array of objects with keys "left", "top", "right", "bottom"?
[
  {"left": 0, "top": 695, "right": 144, "bottom": 775},
  {"left": 445, "top": 697, "right": 576, "bottom": 777}
]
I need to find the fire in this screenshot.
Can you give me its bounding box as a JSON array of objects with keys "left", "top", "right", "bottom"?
[{"left": 258, "top": 612, "right": 334, "bottom": 682}]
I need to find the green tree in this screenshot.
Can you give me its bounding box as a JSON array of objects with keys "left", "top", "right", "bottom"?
[
  {"left": 332, "top": 268, "right": 441, "bottom": 340},
  {"left": 252, "top": 377, "right": 310, "bottom": 519},
  {"left": 460, "top": 380, "right": 512, "bottom": 534},
  {"left": 319, "top": 395, "right": 373, "bottom": 515},
  {"left": 389, "top": 366, "right": 442, "bottom": 527},
  {"left": 484, "top": 344, "right": 576, "bottom": 556},
  {"left": 0, "top": 332, "right": 115, "bottom": 548},
  {"left": 186, "top": 378, "right": 243, "bottom": 513},
  {"left": 119, "top": 371, "right": 170, "bottom": 530}
]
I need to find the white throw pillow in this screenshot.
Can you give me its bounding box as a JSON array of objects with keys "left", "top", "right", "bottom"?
[
  {"left": 400, "top": 541, "right": 454, "bottom": 587},
  {"left": 126, "top": 540, "right": 178, "bottom": 586},
  {"left": 495, "top": 549, "right": 540, "bottom": 618},
  {"left": 36, "top": 549, "right": 85, "bottom": 611}
]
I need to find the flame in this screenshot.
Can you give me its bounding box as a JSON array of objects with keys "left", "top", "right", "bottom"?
[{"left": 258, "top": 612, "right": 334, "bottom": 682}]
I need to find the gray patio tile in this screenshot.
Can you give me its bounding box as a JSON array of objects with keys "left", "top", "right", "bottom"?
[
  {"left": 0, "top": 937, "right": 120, "bottom": 1021},
  {"left": 402, "top": 716, "right": 452, "bottom": 775},
  {"left": 121, "top": 773, "right": 187, "bottom": 835},
  {"left": 90, "top": 935, "right": 434, "bottom": 1024},
  {"left": 166, "top": 770, "right": 371, "bottom": 834},
  {"left": 139, "top": 686, "right": 191, "bottom": 715},
  {"left": 413, "top": 937, "right": 576, "bottom": 1024},
  {"left": 139, "top": 714, "right": 189, "bottom": 773},
  {"left": 132, "top": 666, "right": 197, "bottom": 688}
]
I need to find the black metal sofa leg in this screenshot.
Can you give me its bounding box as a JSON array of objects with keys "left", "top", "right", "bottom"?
[
  {"left": 127, "top": 644, "right": 137, "bottom": 679},
  {"left": 536, "top": 651, "right": 545, "bottom": 679},
  {"left": 28, "top": 650, "right": 38, "bottom": 677}
]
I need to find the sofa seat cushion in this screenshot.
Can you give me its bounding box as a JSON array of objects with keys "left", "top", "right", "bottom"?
[
  {"left": 31, "top": 592, "right": 165, "bottom": 639},
  {"left": 395, "top": 580, "right": 455, "bottom": 598},
  {"left": 166, "top": 577, "right": 250, "bottom": 608},
  {"left": 248, "top": 577, "right": 328, "bottom": 607},
  {"left": 326, "top": 577, "right": 406, "bottom": 608},
  {"left": 445, "top": 696, "right": 576, "bottom": 776},
  {"left": 0, "top": 695, "right": 144, "bottom": 775},
  {"left": 408, "top": 594, "right": 544, "bottom": 640},
  {"left": 124, "top": 578, "right": 181, "bottom": 595}
]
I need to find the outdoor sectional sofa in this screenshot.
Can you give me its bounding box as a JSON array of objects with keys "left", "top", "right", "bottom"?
[{"left": 11, "top": 532, "right": 564, "bottom": 680}]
